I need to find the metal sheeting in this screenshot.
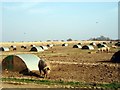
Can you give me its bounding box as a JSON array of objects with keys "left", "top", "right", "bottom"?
[
  {"left": 30, "top": 46, "right": 44, "bottom": 52},
  {"left": 82, "top": 45, "right": 94, "bottom": 50},
  {"left": 62, "top": 43, "right": 68, "bottom": 46},
  {"left": 16, "top": 54, "right": 40, "bottom": 71},
  {"left": 111, "top": 50, "right": 120, "bottom": 63},
  {"left": 73, "top": 45, "right": 82, "bottom": 48},
  {"left": 40, "top": 46, "right": 48, "bottom": 50},
  {"left": 0, "top": 47, "right": 9, "bottom": 51}
]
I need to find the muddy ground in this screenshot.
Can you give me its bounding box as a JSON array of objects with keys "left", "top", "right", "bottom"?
[{"left": 1, "top": 41, "right": 120, "bottom": 88}]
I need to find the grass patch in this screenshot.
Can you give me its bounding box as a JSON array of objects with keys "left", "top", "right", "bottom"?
[{"left": 1, "top": 77, "right": 120, "bottom": 89}]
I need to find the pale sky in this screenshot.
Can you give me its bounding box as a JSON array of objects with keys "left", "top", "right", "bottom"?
[{"left": 1, "top": 1, "right": 119, "bottom": 42}]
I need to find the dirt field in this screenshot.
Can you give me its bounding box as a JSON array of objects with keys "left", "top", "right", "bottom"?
[{"left": 0, "top": 41, "right": 120, "bottom": 88}]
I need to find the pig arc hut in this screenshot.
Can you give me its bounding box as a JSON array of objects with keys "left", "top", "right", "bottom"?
[
  {"left": 111, "top": 50, "right": 120, "bottom": 63},
  {"left": 2, "top": 54, "right": 40, "bottom": 74},
  {"left": 30, "top": 46, "right": 44, "bottom": 52}
]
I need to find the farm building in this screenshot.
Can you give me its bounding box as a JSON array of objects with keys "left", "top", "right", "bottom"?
[
  {"left": 40, "top": 46, "right": 48, "bottom": 50},
  {"left": 78, "top": 43, "right": 82, "bottom": 45},
  {"left": 115, "top": 42, "right": 120, "bottom": 46},
  {"left": 62, "top": 43, "right": 68, "bottom": 46},
  {"left": 82, "top": 45, "right": 94, "bottom": 50},
  {"left": 21, "top": 45, "right": 27, "bottom": 49},
  {"left": 47, "top": 44, "right": 54, "bottom": 47},
  {"left": 111, "top": 50, "right": 120, "bottom": 63},
  {"left": 89, "top": 42, "right": 96, "bottom": 46},
  {"left": 10, "top": 45, "right": 17, "bottom": 51},
  {"left": 30, "top": 44, "right": 36, "bottom": 47},
  {"left": 10, "top": 45, "right": 16, "bottom": 48},
  {"left": 103, "top": 42, "right": 107, "bottom": 44},
  {"left": 2, "top": 54, "right": 40, "bottom": 73},
  {"left": 73, "top": 45, "right": 82, "bottom": 48},
  {"left": 97, "top": 43, "right": 107, "bottom": 48},
  {"left": 0, "top": 47, "right": 9, "bottom": 51},
  {"left": 30, "top": 46, "right": 44, "bottom": 52}
]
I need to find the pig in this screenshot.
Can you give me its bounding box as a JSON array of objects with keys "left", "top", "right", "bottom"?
[{"left": 38, "top": 59, "right": 51, "bottom": 78}]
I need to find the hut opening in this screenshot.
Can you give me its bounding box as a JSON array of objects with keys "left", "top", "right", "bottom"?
[
  {"left": 82, "top": 45, "right": 94, "bottom": 50},
  {"left": 2, "top": 54, "right": 40, "bottom": 74},
  {"left": 111, "top": 50, "right": 120, "bottom": 63},
  {"left": 30, "top": 46, "right": 44, "bottom": 52},
  {"left": 73, "top": 45, "right": 82, "bottom": 48}
]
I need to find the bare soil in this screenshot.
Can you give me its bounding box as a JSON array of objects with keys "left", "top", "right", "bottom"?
[{"left": 1, "top": 41, "right": 120, "bottom": 88}]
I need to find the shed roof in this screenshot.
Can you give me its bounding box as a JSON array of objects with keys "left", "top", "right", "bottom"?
[{"left": 16, "top": 54, "right": 40, "bottom": 70}]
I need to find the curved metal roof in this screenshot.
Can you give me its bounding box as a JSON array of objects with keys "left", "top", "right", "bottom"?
[
  {"left": 73, "top": 45, "right": 82, "bottom": 48},
  {"left": 40, "top": 46, "right": 48, "bottom": 50},
  {"left": 0, "top": 47, "right": 9, "bottom": 51},
  {"left": 30, "top": 46, "right": 44, "bottom": 52},
  {"left": 82, "top": 45, "right": 94, "bottom": 50},
  {"left": 16, "top": 54, "right": 40, "bottom": 71}
]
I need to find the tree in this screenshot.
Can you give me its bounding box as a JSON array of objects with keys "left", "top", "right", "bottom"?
[
  {"left": 67, "top": 38, "right": 73, "bottom": 41},
  {"left": 89, "top": 36, "right": 111, "bottom": 41}
]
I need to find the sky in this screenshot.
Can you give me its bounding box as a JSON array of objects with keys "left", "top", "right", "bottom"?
[{"left": 1, "top": 1, "right": 119, "bottom": 42}]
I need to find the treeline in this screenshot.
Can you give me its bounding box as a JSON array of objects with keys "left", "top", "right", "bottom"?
[{"left": 89, "top": 36, "right": 112, "bottom": 41}]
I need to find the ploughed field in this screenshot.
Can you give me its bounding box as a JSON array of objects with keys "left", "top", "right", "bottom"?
[{"left": 1, "top": 41, "right": 120, "bottom": 88}]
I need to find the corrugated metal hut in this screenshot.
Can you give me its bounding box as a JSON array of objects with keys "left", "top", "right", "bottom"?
[
  {"left": 89, "top": 42, "right": 96, "bottom": 46},
  {"left": 103, "top": 42, "right": 107, "bottom": 44},
  {"left": 30, "top": 44, "right": 36, "bottom": 47},
  {"left": 62, "top": 43, "right": 68, "bottom": 46},
  {"left": 0, "top": 47, "right": 9, "bottom": 51},
  {"left": 2, "top": 54, "right": 40, "bottom": 73},
  {"left": 73, "top": 45, "right": 82, "bottom": 48},
  {"left": 21, "top": 45, "right": 27, "bottom": 49},
  {"left": 78, "top": 43, "right": 82, "bottom": 45},
  {"left": 47, "top": 44, "right": 54, "bottom": 47},
  {"left": 97, "top": 43, "right": 107, "bottom": 48},
  {"left": 40, "top": 46, "right": 48, "bottom": 50},
  {"left": 30, "top": 46, "right": 44, "bottom": 52},
  {"left": 111, "top": 50, "right": 120, "bottom": 63},
  {"left": 115, "top": 42, "right": 120, "bottom": 46},
  {"left": 10, "top": 45, "right": 16, "bottom": 48},
  {"left": 10, "top": 45, "right": 17, "bottom": 51},
  {"left": 82, "top": 45, "right": 94, "bottom": 50}
]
